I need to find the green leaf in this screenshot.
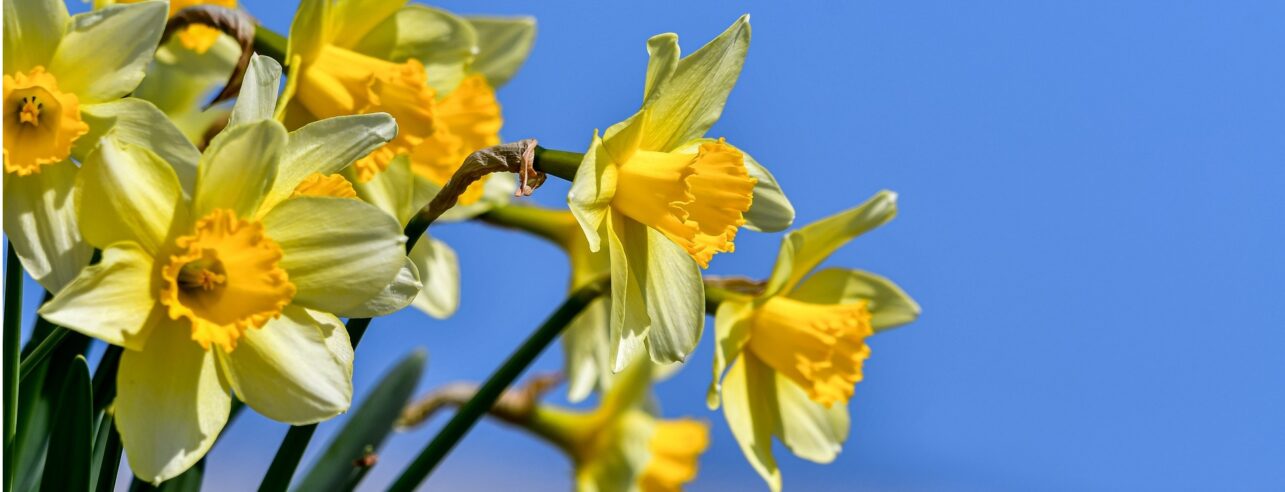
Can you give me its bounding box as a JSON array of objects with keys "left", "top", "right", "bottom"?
[
  {"left": 89, "top": 413, "right": 121, "bottom": 492},
  {"left": 292, "top": 349, "right": 427, "bottom": 492},
  {"left": 41, "top": 355, "right": 93, "bottom": 492},
  {"left": 465, "top": 16, "right": 536, "bottom": 88},
  {"left": 13, "top": 330, "right": 90, "bottom": 492},
  {"left": 131, "top": 459, "right": 204, "bottom": 492}
]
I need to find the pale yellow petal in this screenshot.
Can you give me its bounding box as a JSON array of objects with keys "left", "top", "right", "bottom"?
[
  {"left": 116, "top": 320, "right": 231, "bottom": 484},
  {"left": 219, "top": 306, "right": 352, "bottom": 425},
  {"left": 38, "top": 242, "right": 159, "bottom": 350}
]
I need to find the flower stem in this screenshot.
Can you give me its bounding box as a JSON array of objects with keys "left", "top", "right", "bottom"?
[
  {"left": 386, "top": 276, "right": 609, "bottom": 492},
  {"left": 533, "top": 146, "right": 583, "bottom": 181},
  {"left": 476, "top": 204, "right": 579, "bottom": 250},
  {"left": 4, "top": 243, "right": 23, "bottom": 492}
]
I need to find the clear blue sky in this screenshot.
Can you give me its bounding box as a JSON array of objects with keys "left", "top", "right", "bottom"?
[{"left": 33, "top": 0, "right": 1285, "bottom": 490}]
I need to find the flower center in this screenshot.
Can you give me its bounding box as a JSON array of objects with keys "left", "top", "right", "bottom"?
[
  {"left": 746, "top": 296, "right": 873, "bottom": 406},
  {"left": 408, "top": 74, "right": 503, "bottom": 205},
  {"left": 177, "top": 252, "right": 227, "bottom": 291},
  {"left": 611, "top": 139, "right": 756, "bottom": 268},
  {"left": 296, "top": 44, "right": 439, "bottom": 182},
  {"left": 160, "top": 209, "right": 296, "bottom": 352},
  {"left": 18, "top": 96, "right": 41, "bottom": 125},
  {"left": 3, "top": 67, "right": 88, "bottom": 176},
  {"left": 639, "top": 420, "right": 709, "bottom": 492}
]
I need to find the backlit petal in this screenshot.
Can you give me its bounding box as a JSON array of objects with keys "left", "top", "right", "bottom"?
[
  {"left": 49, "top": 2, "right": 167, "bottom": 103},
  {"left": 219, "top": 306, "right": 352, "bottom": 425},
  {"left": 38, "top": 242, "right": 159, "bottom": 350}
]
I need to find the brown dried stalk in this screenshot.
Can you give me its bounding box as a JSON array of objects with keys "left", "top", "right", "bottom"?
[
  {"left": 397, "top": 372, "right": 562, "bottom": 430},
  {"left": 162, "top": 5, "right": 256, "bottom": 108}
]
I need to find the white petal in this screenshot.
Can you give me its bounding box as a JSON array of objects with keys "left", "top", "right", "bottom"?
[
  {"left": 261, "top": 196, "right": 406, "bottom": 315},
  {"left": 636, "top": 224, "right": 704, "bottom": 365},
  {"left": 721, "top": 356, "right": 783, "bottom": 492},
  {"left": 340, "top": 255, "right": 421, "bottom": 318},
  {"left": 465, "top": 16, "right": 536, "bottom": 88},
  {"left": 38, "top": 242, "right": 159, "bottom": 350},
  {"left": 116, "top": 320, "right": 231, "bottom": 484},
  {"left": 76, "top": 98, "right": 201, "bottom": 197},
  {"left": 773, "top": 370, "right": 849, "bottom": 464},
  {"left": 192, "top": 119, "right": 286, "bottom": 220},
  {"left": 788, "top": 268, "right": 921, "bottom": 332},
  {"left": 2, "top": 160, "right": 92, "bottom": 293},
  {"left": 219, "top": 306, "right": 352, "bottom": 425},
  {"left": 3, "top": 0, "right": 68, "bottom": 74},
  {"left": 226, "top": 54, "right": 283, "bottom": 127},
  {"left": 409, "top": 236, "right": 459, "bottom": 319},
  {"left": 78, "top": 137, "right": 187, "bottom": 255},
  {"left": 764, "top": 190, "right": 898, "bottom": 297},
  {"left": 605, "top": 211, "right": 649, "bottom": 373},
  {"left": 49, "top": 2, "right": 167, "bottom": 103},
  {"left": 639, "top": 15, "right": 750, "bottom": 152},
  {"left": 707, "top": 300, "right": 753, "bottom": 409},
  {"left": 263, "top": 113, "right": 397, "bottom": 213}
]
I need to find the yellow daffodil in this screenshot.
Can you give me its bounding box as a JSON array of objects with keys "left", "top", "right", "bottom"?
[
  {"left": 707, "top": 191, "right": 921, "bottom": 491},
  {"left": 282, "top": 0, "right": 533, "bottom": 195},
  {"left": 282, "top": 0, "right": 536, "bottom": 319},
  {"left": 114, "top": 0, "right": 242, "bottom": 144},
  {"left": 567, "top": 15, "right": 795, "bottom": 372},
  {"left": 2, "top": 0, "right": 169, "bottom": 293},
  {"left": 527, "top": 361, "right": 709, "bottom": 492},
  {"left": 38, "top": 55, "right": 413, "bottom": 484}
]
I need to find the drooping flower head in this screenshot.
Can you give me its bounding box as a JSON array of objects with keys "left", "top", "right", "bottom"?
[
  {"left": 707, "top": 191, "right": 921, "bottom": 491},
  {"left": 3, "top": 0, "right": 169, "bottom": 292},
  {"left": 527, "top": 361, "right": 710, "bottom": 492},
  {"left": 39, "top": 56, "right": 413, "bottom": 484},
  {"left": 567, "top": 15, "right": 795, "bottom": 373}
]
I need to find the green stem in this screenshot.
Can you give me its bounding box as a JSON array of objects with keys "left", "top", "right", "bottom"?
[
  {"left": 476, "top": 204, "right": 578, "bottom": 250},
  {"left": 253, "top": 26, "right": 288, "bottom": 66},
  {"left": 91, "top": 346, "right": 122, "bottom": 414},
  {"left": 4, "top": 243, "right": 22, "bottom": 492},
  {"left": 91, "top": 346, "right": 124, "bottom": 492},
  {"left": 533, "top": 146, "right": 583, "bottom": 182},
  {"left": 18, "top": 326, "right": 68, "bottom": 383},
  {"left": 257, "top": 424, "right": 316, "bottom": 492},
  {"left": 387, "top": 276, "right": 609, "bottom": 492}
]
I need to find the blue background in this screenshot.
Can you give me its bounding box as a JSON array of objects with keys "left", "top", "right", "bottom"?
[{"left": 32, "top": 0, "right": 1285, "bottom": 490}]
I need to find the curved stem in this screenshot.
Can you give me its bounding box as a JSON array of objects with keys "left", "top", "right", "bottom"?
[
  {"left": 387, "top": 276, "right": 609, "bottom": 492},
  {"left": 533, "top": 146, "right": 583, "bottom": 182},
  {"left": 476, "top": 204, "right": 578, "bottom": 250}
]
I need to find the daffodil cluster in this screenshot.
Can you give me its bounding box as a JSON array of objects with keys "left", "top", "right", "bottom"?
[{"left": 4, "top": 1, "right": 919, "bottom": 490}]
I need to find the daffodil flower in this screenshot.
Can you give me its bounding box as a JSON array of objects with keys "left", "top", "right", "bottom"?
[
  {"left": 527, "top": 361, "right": 709, "bottom": 492},
  {"left": 282, "top": 0, "right": 536, "bottom": 319},
  {"left": 567, "top": 15, "right": 795, "bottom": 372},
  {"left": 283, "top": 0, "right": 533, "bottom": 198},
  {"left": 2, "top": 0, "right": 169, "bottom": 293},
  {"left": 38, "top": 55, "right": 411, "bottom": 484},
  {"left": 706, "top": 191, "right": 921, "bottom": 491}
]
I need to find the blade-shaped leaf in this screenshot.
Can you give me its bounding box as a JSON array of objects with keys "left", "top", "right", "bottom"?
[
  {"left": 292, "top": 350, "right": 427, "bottom": 492},
  {"left": 41, "top": 355, "right": 93, "bottom": 492}
]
